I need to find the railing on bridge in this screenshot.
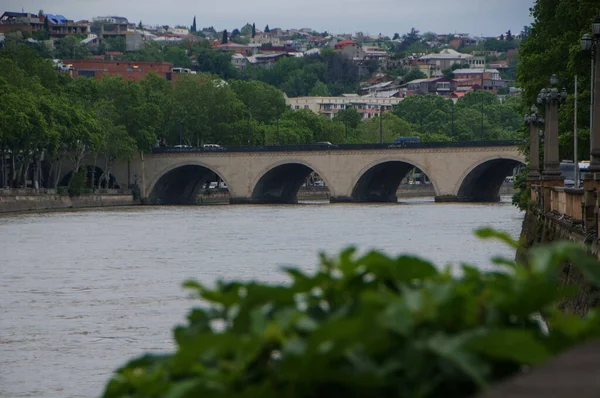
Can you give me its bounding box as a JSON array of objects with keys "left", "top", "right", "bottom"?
[
  {"left": 531, "top": 185, "right": 586, "bottom": 223},
  {"left": 151, "top": 140, "right": 525, "bottom": 154}
]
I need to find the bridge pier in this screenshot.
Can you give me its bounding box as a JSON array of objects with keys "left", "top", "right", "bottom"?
[
  {"left": 329, "top": 196, "right": 352, "bottom": 203},
  {"left": 230, "top": 197, "right": 300, "bottom": 205},
  {"left": 435, "top": 195, "right": 501, "bottom": 203}
]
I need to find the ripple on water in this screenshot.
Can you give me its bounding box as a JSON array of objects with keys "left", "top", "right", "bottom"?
[{"left": 0, "top": 201, "right": 523, "bottom": 397}]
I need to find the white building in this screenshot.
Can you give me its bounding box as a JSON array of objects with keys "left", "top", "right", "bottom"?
[
  {"left": 286, "top": 96, "right": 402, "bottom": 120},
  {"left": 419, "top": 49, "right": 485, "bottom": 77}
]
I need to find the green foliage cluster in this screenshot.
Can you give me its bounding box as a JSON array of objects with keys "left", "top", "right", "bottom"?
[
  {"left": 518, "top": 0, "right": 600, "bottom": 160},
  {"left": 68, "top": 168, "right": 87, "bottom": 196},
  {"left": 103, "top": 230, "right": 600, "bottom": 397},
  {"left": 392, "top": 92, "right": 524, "bottom": 141},
  {"left": 0, "top": 45, "right": 145, "bottom": 189},
  {"left": 242, "top": 51, "right": 360, "bottom": 96}
]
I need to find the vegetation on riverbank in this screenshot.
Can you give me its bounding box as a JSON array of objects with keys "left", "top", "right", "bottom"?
[
  {"left": 1, "top": 45, "right": 523, "bottom": 190},
  {"left": 103, "top": 229, "right": 600, "bottom": 397}
]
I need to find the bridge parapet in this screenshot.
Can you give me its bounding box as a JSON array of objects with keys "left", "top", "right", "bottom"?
[{"left": 532, "top": 184, "right": 586, "bottom": 223}]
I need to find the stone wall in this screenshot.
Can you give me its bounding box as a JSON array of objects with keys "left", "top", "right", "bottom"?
[
  {"left": 0, "top": 190, "right": 137, "bottom": 213},
  {"left": 519, "top": 207, "right": 600, "bottom": 315}
]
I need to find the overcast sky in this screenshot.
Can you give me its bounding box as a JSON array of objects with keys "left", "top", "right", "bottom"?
[{"left": 4, "top": 0, "right": 535, "bottom": 37}]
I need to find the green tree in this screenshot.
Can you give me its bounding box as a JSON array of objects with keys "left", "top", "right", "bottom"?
[
  {"left": 394, "top": 95, "right": 451, "bottom": 133},
  {"left": 196, "top": 48, "right": 238, "bottom": 79},
  {"left": 252, "top": 23, "right": 256, "bottom": 38},
  {"left": 170, "top": 74, "right": 245, "bottom": 146},
  {"left": 191, "top": 16, "right": 196, "bottom": 33},
  {"left": 517, "top": 0, "right": 599, "bottom": 158},
  {"left": 229, "top": 80, "right": 288, "bottom": 124},
  {"left": 54, "top": 35, "right": 90, "bottom": 59},
  {"left": 357, "top": 113, "right": 414, "bottom": 143},
  {"left": 222, "top": 29, "right": 228, "bottom": 44},
  {"left": 309, "top": 80, "right": 330, "bottom": 96},
  {"left": 403, "top": 69, "right": 427, "bottom": 82},
  {"left": 264, "top": 24, "right": 270, "bottom": 33},
  {"left": 240, "top": 23, "right": 252, "bottom": 37},
  {"left": 333, "top": 108, "right": 362, "bottom": 129},
  {"left": 103, "top": 37, "right": 126, "bottom": 53}
]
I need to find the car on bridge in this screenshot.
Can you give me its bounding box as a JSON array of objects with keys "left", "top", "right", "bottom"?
[
  {"left": 315, "top": 142, "right": 339, "bottom": 148},
  {"left": 202, "top": 144, "right": 224, "bottom": 151}
]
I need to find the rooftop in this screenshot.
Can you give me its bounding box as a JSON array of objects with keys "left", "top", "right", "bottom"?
[{"left": 419, "top": 49, "right": 474, "bottom": 60}]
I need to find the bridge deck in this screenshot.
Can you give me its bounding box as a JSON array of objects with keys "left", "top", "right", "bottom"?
[{"left": 152, "top": 140, "right": 525, "bottom": 154}]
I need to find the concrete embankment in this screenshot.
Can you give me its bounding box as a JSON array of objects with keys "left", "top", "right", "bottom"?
[{"left": 0, "top": 189, "right": 137, "bottom": 214}]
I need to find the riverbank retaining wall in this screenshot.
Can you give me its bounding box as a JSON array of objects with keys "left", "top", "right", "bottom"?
[
  {"left": 519, "top": 205, "right": 600, "bottom": 315},
  {"left": 0, "top": 189, "right": 137, "bottom": 213}
]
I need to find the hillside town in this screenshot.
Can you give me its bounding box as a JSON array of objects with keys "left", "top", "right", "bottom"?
[{"left": 0, "top": 9, "right": 522, "bottom": 120}]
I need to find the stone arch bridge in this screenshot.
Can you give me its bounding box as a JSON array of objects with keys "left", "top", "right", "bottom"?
[{"left": 73, "top": 142, "right": 525, "bottom": 205}]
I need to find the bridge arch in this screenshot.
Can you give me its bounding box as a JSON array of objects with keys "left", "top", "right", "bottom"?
[
  {"left": 455, "top": 155, "right": 525, "bottom": 202},
  {"left": 147, "top": 161, "right": 232, "bottom": 205},
  {"left": 251, "top": 160, "right": 333, "bottom": 204},
  {"left": 350, "top": 158, "right": 439, "bottom": 203}
]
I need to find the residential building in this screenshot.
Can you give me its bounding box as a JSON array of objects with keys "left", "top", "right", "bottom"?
[
  {"left": 62, "top": 59, "right": 174, "bottom": 81},
  {"left": 90, "top": 16, "right": 130, "bottom": 43},
  {"left": 363, "top": 45, "right": 390, "bottom": 70},
  {"left": 285, "top": 96, "right": 402, "bottom": 120},
  {"left": 452, "top": 68, "right": 506, "bottom": 91},
  {"left": 0, "top": 11, "right": 89, "bottom": 37},
  {"left": 168, "top": 27, "right": 189, "bottom": 35},
  {"left": 250, "top": 33, "right": 281, "bottom": 46},
  {"left": 419, "top": 49, "right": 485, "bottom": 76},
  {"left": 333, "top": 39, "right": 364, "bottom": 59},
  {"left": 216, "top": 42, "right": 253, "bottom": 55},
  {"left": 247, "top": 52, "right": 290, "bottom": 68},
  {"left": 404, "top": 77, "right": 456, "bottom": 96},
  {"left": 231, "top": 53, "right": 248, "bottom": 70}
]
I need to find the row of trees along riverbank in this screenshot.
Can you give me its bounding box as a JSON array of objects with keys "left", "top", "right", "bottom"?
[{"left": 1, "top": 44, "right": 523, "bottom": 189}]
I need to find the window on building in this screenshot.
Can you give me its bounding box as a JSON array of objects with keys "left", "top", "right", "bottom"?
[
  {"left": 304, "top": 105, "right": 309, "bottom": 109},
  {"left": 127, "top": 67, "right": 133, "bottom": 72},
  {"left": 295, "top": 105, "right": 299, "bottom": 110}
]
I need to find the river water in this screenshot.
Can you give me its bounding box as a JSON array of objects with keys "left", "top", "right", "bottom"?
[{"left": 1, "top": 198, "right": 523, "bottom": 398}]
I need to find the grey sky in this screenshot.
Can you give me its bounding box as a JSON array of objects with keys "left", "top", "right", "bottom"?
[{"left": 3, "top": 0, "right": 535, "bottom": 37}]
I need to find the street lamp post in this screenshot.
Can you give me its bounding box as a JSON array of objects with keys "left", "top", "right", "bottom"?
[
  {"left": 538, "top": 74, "right": 568, "bottom": 182},
  {"left": 581, "top": 13, "right": 600, "bottom": 177},
  {"left": 379, "top": 105, "right": 383, "bottom": 143},
  {"left": 179, "top": 120, "right": 183, "bottom": 148},
  {"left": 525, "top": 105, "right": 544, "bottom": 182}
]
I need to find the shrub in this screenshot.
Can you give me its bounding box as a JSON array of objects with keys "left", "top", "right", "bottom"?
[
  {"left": 68, "top": 169, "right": 87, "bottom": 197},
  {"left": 103, "top": 229, "right": 600, "bottom": 398}
]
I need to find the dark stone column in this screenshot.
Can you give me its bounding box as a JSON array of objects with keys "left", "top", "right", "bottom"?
[
  {"left": 542, "top": 89, "right": 562, "bottom": 180},
  {"left": 589, "top": 46, "right": 600, "bottom": 176},
  {"left": 525, "top": 106, "right": 542, "bottom": 182}
]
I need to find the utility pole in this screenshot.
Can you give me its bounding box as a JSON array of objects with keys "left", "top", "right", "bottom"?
[
  {"left": 451, "top": 100, "right": 455, "bottom": 141},
  {"left": 574, "top": 75, "right": 579, "bottom": 187},
  {"left": 247, "top": 110, "right": 251, "bottom": 145}
]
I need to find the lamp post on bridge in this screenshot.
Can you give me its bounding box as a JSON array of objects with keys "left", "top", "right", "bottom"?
[
  {"left": 581, "top": 14, "right": 600, "bottom": 179},
  {"left": 580, "top": 13, "right": 600, "bottom": 232},
  {"left": 537, "top": 74, "right": 567, "bottom": 212},
  {"left": 524, "top": 105, "right": 544, "bottom": 182}
]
